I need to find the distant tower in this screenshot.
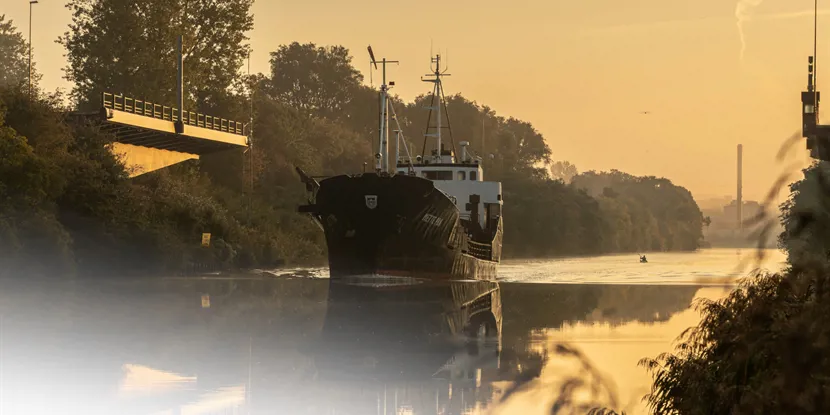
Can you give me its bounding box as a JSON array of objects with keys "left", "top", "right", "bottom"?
[{"left": 737, "top": 144, "right": 743, "bottom": 232}]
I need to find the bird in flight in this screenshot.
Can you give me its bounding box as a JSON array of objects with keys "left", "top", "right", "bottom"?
[{"left": 640, "top": 111, "right": 651, "bottom": 115}]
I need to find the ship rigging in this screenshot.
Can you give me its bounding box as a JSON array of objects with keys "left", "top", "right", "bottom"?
[{"left": 297, "top": 47, "right": 503, "bottom": 281}]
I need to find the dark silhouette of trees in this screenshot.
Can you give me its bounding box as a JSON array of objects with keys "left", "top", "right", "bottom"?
[
  {"left": 267, "top": 42, "right": 364, "bottom": 121},
  {"left": 572, "top": 170, "right": 706, "bottom": 252},
  {"left": 640, "top": 162, "right": 830, "bottom": 414},
  {"left": 780, "top": 163, "right": 830, "bottom": 266},
  {"left": 60, "top": 0, "right": 253, "bottom": 114},
  {"left": 0, "top": 15, "right": 38, "bottom": 91},
  {"left": 642, "top": 268, "right": 830, "bottom": 414}
]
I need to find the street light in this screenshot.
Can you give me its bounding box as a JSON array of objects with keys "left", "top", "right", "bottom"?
[{"left": 29, "top": 0, "right": 38, "bottom": 98}]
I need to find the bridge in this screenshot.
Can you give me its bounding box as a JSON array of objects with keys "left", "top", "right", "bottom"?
[{"left": 71, "top": 92, "right": 249, "bottom": 177}]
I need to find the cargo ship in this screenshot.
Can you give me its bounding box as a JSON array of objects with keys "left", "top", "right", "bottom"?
[{"left": 298, "top": 51, "right": 502, "bottom": 280}]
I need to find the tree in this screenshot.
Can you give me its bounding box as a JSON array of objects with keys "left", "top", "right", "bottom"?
[
  {"left": 642, "top": 266, "right": 830, "bottom": 414},
  {"left": 267, "top": 42, "right": 364, "bottom": 120},
  {"left": 0, "top": 92, "right": 74, "bottom": 276},
  {"left": 0, "top": 121, "right": 52, "bottom": 211},
  {"left": 550, "top": 161, "right": 578, "bottom": 184},
  {"left": 572, "top": 170, "right": 705, "bottom": 252},
  {"left": 502, "top": 177, "right": 606, "bottom": 257},
  {"left": 0, "top": 15, "right": 39, "bottom": 92},
  {"left": 504, "top": 117, "right": 550, "bottom": 167},
  {"left": 780, "top": 162, "right": 830, "bottom": 266},
  {"left": 60, "top": 0, "right": 253, "bottom": 114}
]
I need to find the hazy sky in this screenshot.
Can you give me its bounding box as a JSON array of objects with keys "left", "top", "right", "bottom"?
[{"left": 2, "top": 0, "right": 823, "bottom": 202}]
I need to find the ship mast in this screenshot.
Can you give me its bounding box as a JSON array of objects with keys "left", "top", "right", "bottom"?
[
  {"left": 421, "top": 54, "right": 455, "bottom": 163},
  {"left": 368, "top": 46, "right": 399, "bottom": 173}
]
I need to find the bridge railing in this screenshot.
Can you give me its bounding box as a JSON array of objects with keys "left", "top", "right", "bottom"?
[{"left": 102, "top": 92, "right": 246, "bottom": 136}]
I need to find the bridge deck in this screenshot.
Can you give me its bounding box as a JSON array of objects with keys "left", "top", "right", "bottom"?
[{"left": 72, "top": 93, "right": 248, "bottom": 155}]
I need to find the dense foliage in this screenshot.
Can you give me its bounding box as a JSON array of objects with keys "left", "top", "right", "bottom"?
[
  {"left": 640, "top": 163, "right": 830, "bottom": 414},
  {"left": 0, "top": 89, "right": 305, "bottom": 277},
  {"left": 780, "top": 162, "right": 830, "bottom": 265},
  {"left": 572, "top": 170, "right": 705, "bottom": 253},
  {"left": 642, "top": 266, "right": 830, "bottom": 414},
  {"left": 0, "top": 2, "right": 705, "bottom": 277},
  {"left": 60, "top": 0, "right": 254, "bottom": 114},
  {"left": 0, "top": 15, "right": 38, "bottom": 90}
]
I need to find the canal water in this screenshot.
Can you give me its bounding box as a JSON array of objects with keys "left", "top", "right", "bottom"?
[{"left": 0, "top": 249, "right": 786, "bottom": 414}]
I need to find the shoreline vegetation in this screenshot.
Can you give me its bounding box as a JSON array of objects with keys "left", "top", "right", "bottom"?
[
  {"left": 637, "top": 160, "right": 830, "bottom": 413},
  {"left": 0, "top": 6, "right": 707, "bottom": 278}
]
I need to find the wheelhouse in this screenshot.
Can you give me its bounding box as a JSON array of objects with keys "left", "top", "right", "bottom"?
[{"left": 396, "top": 144, "right": 502, "bottom": 234}]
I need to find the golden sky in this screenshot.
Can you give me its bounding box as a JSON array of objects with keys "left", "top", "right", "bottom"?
[{"left": 3, "top": 0, "right": 822, "bottom": 202}]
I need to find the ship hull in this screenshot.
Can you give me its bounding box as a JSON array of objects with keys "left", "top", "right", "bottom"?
[{"left": 306, "top": 173, "right": 500, "bottom": 281}]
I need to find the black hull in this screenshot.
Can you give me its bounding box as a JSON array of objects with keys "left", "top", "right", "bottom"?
[{"left": 302, "top": 173, "right": 502, "bottom": 281}]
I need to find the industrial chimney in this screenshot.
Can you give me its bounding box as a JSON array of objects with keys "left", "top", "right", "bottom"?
[{"left": 737, "top": 144, "right": 743, "bottom": 232}]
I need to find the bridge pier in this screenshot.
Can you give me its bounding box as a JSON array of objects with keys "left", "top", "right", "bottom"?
[{"left": 110, "top": 143, "right": 199, "bottom": 177}]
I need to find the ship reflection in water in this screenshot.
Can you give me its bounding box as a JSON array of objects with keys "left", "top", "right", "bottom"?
[{"left": 0, "top": 276, "right": 727, "bottom": 414}]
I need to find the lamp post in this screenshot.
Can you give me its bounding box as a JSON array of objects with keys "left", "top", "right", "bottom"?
[{"left": 28, "top": 0, "right": 38, "bottom": 98}]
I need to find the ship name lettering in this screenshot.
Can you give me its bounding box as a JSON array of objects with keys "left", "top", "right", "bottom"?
[{"left": 422, "top": 213, "right": 443, "bottom": 227}]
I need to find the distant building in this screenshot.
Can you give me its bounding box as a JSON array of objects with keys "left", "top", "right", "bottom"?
[
  {"left": 700, "top": 199, "right": 780, "bottom": 248},
  {"left": 723, "top": 200, "right": 762, "bottom": 227}
]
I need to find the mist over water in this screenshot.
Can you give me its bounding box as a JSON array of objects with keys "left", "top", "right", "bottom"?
[
  {"left": 266, "top": 248, "right": 787, "bottom": 285},
  {"left": 0, "top": 276, "right": 722, "bottom": 415},
  {"left": 498, "top": 248, "right": 786, "bottom": 284},
  {"left": 0, "top": 248, "right": 783, "bottom": 414}
]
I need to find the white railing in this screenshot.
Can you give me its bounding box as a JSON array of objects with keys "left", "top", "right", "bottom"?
[{"left": 102, "top": 92, "right": 246, "bottom": 136}]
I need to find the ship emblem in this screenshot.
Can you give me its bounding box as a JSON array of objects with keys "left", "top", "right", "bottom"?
[{"left": 365, "top": 195, "right": 378, "bottom": 209}]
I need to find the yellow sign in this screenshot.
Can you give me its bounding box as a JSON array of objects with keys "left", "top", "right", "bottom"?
[
  {"left": 201, "top": 294, "right": 210, "bottom": 308},
  {"left": 201, "top": 233, "right": 211, "bottom": 247}
]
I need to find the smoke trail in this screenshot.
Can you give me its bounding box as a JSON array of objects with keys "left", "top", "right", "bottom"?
[{"left": 736, "top": 0, "right": 764, "bottom": 61}]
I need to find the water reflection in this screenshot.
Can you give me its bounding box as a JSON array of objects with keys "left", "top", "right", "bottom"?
[
  {"left": 310, "top": 279, "right": 503, "bottom": 415},
  {"left": 118, "top": 364, "right": 196, "bottom": 398},
  {"left": 0, "top": 277, "right": 720, "bottom": 414},
  {"left": 491, "top": 284, "right": 713, "bottom": 414}
]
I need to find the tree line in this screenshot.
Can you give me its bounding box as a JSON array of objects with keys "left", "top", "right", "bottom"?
[{"left": 0, "top": 2, "right": 705, "bottom": 277}]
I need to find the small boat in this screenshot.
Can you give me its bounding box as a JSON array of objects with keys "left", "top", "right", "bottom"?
[{"left": 640, "top": 255, "right": 648, "bottom": 263}]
